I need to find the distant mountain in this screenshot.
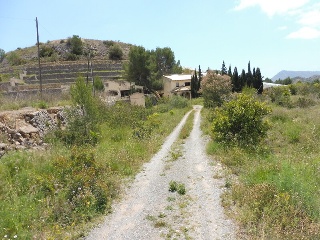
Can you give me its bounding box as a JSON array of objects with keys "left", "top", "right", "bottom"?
[{"left": 272, "top": 70, "right": 320, "bottom": 81}]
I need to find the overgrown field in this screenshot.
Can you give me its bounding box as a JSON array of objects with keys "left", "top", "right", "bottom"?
[
  {"left": 0, "top": 94, "right": 191, "bottom": 239},
  {"left": 203, "top": 83, "right": 320, "bottom": 239}
]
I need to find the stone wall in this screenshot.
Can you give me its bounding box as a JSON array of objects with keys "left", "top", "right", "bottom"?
[{"left": 0, "top": 107, "right": 64, "bottom": 157}]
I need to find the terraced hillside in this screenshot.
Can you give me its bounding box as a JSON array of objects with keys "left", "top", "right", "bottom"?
[
  {"left": 0, "top": 39, "right": 130, "bottom": 95},
  {"left": 23, "top": 60, "right": 124, "bottom": 85}
]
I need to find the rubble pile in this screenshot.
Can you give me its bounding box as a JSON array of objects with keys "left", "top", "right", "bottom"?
[{"left": 0, "top": 107, "right": 65, "bottom": 157}]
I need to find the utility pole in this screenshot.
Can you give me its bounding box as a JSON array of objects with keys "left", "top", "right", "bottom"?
[
  {"left": 86, "top": 48, "right": 90, "bottom": 85},
  {"left": 36, "top": 17, "right": 42, "bottom": 99}
]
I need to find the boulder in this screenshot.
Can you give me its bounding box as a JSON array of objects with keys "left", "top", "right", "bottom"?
[{"left": 18, "top": 125, "right": 39, "bottom": 135}]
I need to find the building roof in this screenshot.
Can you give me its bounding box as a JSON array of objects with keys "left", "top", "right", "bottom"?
[
  {"left": 163, "top": 74, "right": 192, "bottom": 81},
  {"left": 263, "top": 82, "right": 283, "bottom": 89}
]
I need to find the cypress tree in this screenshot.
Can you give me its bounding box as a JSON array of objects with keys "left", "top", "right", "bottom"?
[
  {"left": 240, "top": 69, "right": 246, "bottom": 89},
  {"left": 228, "top": 65, "right": 232, "bottom": 77},
  {"left": 256, "top": 67, "right": 263, "bottom": 94},
  {"left": 198, "top": 65, "right": 202, "bottom": 95},
  {"left": 252, "top": 67, "right": 257, "bottom": 89},
  {"left": 221, "top": 61, "right": 227, "bottom": 75},
  {"left": 246, "top": 61, "right": 253, "bottom": 87},
  {"left": 232, "top": 67, "right": 241, "bottom": 92},
  {"left": 191, "top": 69, "right": 199, "bottom": 98}
]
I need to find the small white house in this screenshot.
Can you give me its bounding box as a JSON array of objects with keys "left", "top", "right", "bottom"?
[{"left": 162, "top": 74, "right": 192, "bottom": 98}]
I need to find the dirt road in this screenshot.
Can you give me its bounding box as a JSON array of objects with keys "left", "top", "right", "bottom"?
[{"left": 86, "top": 105, "right": 237, "bottom": 240}]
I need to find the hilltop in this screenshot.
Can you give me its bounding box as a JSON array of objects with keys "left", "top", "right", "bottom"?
[
  {"left": 1, "top": 38, "right": 132, "bottom": 67},
  {"left": 0, "top": 38, "right": 133, "bottom": 95}
]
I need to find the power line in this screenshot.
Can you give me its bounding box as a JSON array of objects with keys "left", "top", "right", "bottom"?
[
  {"left": 38, "top": 22, "right": 56, "bottom": 40},
  {"left": 0, "top": 16, "right": 34, "bottom": 21}
]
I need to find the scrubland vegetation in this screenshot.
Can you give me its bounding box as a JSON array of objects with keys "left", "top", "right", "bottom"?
[
  {"left": 0, "top": 79, "right": 191, "bottom": 239},
  {"left": 202, "top": 80, "right": 320, "bottom": 239}
]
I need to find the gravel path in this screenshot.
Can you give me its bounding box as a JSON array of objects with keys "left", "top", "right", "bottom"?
[{"left": 86, "top": 105, "right": 237, "bottom": 240}]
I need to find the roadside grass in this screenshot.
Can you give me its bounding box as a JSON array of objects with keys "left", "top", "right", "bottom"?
[
  {"left": 179, "top": 109, "right": 194, "bottom": 139},
  {"left": 0, "top": 100, "right": 189, "bottom": 239},
  {"left": 0, "top": 92, "right": 71, "bottom": 111},
  {"left": 203, "top": 97, "right": 320, "bottom": 239}
]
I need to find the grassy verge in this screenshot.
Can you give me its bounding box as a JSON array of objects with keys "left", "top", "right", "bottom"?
[
  {"left": 0, "top": 92, "right": 72, "bottom": 111},
  {"left": 179, "top": 109, "right": 194, "bottom": 139},
  {"left": 0, "top": 100, "right": 190, "bottom": 239},
  {"left": 203, "top": 100, "right": 320, "bottom": 239}
]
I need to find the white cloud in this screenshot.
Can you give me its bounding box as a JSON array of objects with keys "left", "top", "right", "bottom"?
[
  {"left": 286, "top": 26, "right": 320, "bottom": 39},
  {"left": 278, "top": 26, "right": 288, "bottom": 31},
  {"left": 298, "top": 7, "right": 320, "bottom": 26},
  {"left": 234, "top": 0, "right": 309, "bottom": 17}
]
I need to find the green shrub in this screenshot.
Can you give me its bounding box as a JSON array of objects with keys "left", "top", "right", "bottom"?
[
  {"left": 40, "top": 45, "right": 54, "bottom": 58},
  {"left": 132, "top": 113, "right": 160, "bottom": 139},
  {"left": 211, "top": 94, "right": 271, "bottom": 147},
  {"left": 103, "top": 40, "right": 114, "bottom": 47},
  {"left": 67, "top": 35, "right": 83, "bottom": 55},
  {"left": 169, "top": 95, "right": 189, "bottom": 109},
  {"left": 108, "top": 44, "right": 123, "bottom": 60},
  {"left": 6, "top": 52, "right": 26, "bottom": 66},
  {"left": 295, "top": 97, "right": 315, "bottom": 108},
  {"left": 266, "top": 86, "right": 292, "bottom": 107},
  {"left": 65, "top": 53, "right": 79, "bottom": 61}
]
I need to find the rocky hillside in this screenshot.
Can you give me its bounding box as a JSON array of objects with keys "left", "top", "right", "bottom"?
[{"left": 0, "top": 39, "right": 132, "bottom": 94}]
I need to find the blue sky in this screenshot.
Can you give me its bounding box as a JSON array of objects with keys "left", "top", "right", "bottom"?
[{"left": 1, "top": 0, "right": 319, "bottom": 78}]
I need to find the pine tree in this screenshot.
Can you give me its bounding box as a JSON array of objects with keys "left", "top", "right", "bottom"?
[{"left": 221, "top": 61, "right": 227, "bottom": 75}]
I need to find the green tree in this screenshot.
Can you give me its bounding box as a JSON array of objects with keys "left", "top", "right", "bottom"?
[
  {"left": 221, "top": 61, "right": 227, "bottom": 75},
  {"left": 124, "top": 46, "right": 182, "bottom": 91},
  {"left": 201, "top": 71, "right": 232, "bottom": 108},
  {"left": 108, "top": 44, "right": 123, "bottom": 60},
  {"left": 246, "top": 61, "right": 253, "bottom": 87},
  {"left": 232, "top": 67, "right": 241, "bottom": 92},
  {"left": 0, "top": 48, "right": 5, "bottom": 62},
  {"left": 198, "top": 65, "right": 202, "bottom": 94},
  {"left": 240, "top": 69, "right": 246, "bottom": 88},
  {"left": 255, "top": 67, "right": 263, "bottom": 94},
  {"left": 172, "top": 60, "right": 183, "bottom": 74},
  {"left": 264, "top": 78, "right": 273, "bottom": 83},
  {"left": 275, "top": 77, "right": 292, "bottom": 85},
  {"left": 124, "top": 45, "right": 151, "bottom": 88},
  {"left": 67, "top": 35, "right": 83, "bottom": 55},
  {"left": 93, "top": 76, "right": 105, "bottom": 92},
  {"left": 228, "top": 65, "right": 232, "bottom": 77},
  {"left": 191, "top": 69, "right": 199, "bottom": 98},
  {"left": 62, "top": 77, "right": 102, "bottom": 145}
]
